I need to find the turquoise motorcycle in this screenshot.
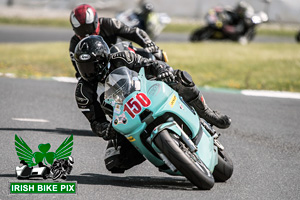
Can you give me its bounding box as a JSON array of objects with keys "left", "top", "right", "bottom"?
[{"left": 104, "top": 66, "right": 233, "bottom": 189}]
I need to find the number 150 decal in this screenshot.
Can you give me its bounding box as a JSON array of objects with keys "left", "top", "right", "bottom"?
[{"left": 123, "top": 93, "right": 151, "bottom": 118}]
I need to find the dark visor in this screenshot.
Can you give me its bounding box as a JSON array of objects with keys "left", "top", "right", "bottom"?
[
  {"left": 77, "top": 61, "right": 99, "bottom": 82},
  {"left": 74, "top": 24, "right": 95, "bottom": 37}
]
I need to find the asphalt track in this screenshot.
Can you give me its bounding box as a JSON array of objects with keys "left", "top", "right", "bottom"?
[
  {"left": 0, "top": 77, "right": 299, "bottom": 200},
  {"left": 0, "top": 25, "right": 299, "bottom": 199}
]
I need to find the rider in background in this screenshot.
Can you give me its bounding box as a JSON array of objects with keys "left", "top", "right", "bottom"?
[
  {"left": 73, "top": 35, "right": 231, "bottom": 173},
  {"left": 69, "top": 4, "right": 161, "bottom": 78},
  {"left": 135, "top": 2, "right": 154, "bottom": 33},
  {"left": 222, "top": 1, "right": 255, "bottom": 41}
]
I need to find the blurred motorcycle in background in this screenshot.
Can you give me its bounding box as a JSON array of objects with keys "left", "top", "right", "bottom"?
[
  {"left": 190, "top": 2, "right": 268, "bottom": 44},
  {"left": 116, "top": 2, "right": 171, "bottom": 41},
  {"left": 296, "top": 30, "right": 300, "bottom": 43}
]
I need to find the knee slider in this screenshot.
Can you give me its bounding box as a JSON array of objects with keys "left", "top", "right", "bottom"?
[{"left": 177, "top": 70, "right": 195, "bottom": 87}]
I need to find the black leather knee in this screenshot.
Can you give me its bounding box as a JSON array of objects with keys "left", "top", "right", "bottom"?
[
  {"left": 175, "top": 70, "right": 195, "bottom": 87},
  {"left": 172, "top": 70, "right": 200, "bottom": 102}
]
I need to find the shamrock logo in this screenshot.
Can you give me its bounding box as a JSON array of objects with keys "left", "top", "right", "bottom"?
[
  {"left": 15, "top": 134, "right": 73, "bottom": 167},
  {"left": 33, "top": 143, "right": 55, "bottom": 165}
]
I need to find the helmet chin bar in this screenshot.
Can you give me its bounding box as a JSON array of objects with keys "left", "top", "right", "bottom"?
[{"left": 97, "top": 64, "right": 110, "bottom": 83}]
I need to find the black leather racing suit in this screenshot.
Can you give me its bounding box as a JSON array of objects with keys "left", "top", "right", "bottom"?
[
  {"left": 69, "top": 17, "right": 155, "bottom": 77},
  {"left": 222, "top": 10, "right": 254, "bottom": 40},
  {"left": 75, "top": 51, "right": 158, "bottom": 126},
  {"left": 75, "top": 50, "right": 161, "bottom": 173}
]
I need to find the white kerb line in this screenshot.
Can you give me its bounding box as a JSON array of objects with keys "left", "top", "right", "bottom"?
[{"left": 12, "top": 118, "right": 49, "bottom": 122}]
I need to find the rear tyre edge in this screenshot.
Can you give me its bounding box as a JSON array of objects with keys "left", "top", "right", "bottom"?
[{"left": 212, "top": 150, "right": 233, "bottom": 182}]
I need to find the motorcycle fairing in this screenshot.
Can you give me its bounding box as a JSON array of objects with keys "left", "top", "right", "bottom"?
[{"left": 105, "top": 67, "right": 218, "bottom": 174}]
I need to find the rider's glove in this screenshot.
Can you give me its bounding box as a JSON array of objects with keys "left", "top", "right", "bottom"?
[
  {"left": 154, "top": 62, "right": 175, "bottom": 83},
  {"left": 153, "top": 50, "right": 168, "bottom": 62},
  {"left": 91, "top": 121, "right": 116, "bottom": 141},
  {"left": 144, "top": 41, "right": 159, "bottom": 53},
  {"left": 103, "top": 122, "right": 117, "bottom": 141}
]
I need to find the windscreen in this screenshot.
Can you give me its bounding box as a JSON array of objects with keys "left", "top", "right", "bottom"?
[{"left": 104, "top": 67, "right": 140, "bottom": 104}]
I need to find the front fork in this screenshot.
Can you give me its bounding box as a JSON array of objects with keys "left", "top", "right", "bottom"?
[
  {"left": 148, "top": 121, "right": 200, "bottom": 172},
  {"left": 200, "top": 119, "right": 224, "bottom": 151}
]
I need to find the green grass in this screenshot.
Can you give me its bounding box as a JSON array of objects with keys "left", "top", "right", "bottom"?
[
  {"left": 257, "top": 26, "right": 298, "bottom": 37},
  {"left": 164, "top": 23, "right": 200, "bottom": 33},
  {"left": 0, "top": 16, "right": 298, "bottom": 37},
  {"left": 161, "top": 42, "right": 300, "bottom": 92},
  {"left": 0, "top": 42, "right": 299, "bottom": 92},
  {"left": 0, "top": 17, "right": 71, "bottom": 28},
  {"left": 0, "top": 42, "right": 73, "bottom": 78}
]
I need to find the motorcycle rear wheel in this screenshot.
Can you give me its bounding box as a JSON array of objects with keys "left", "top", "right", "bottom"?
[
  {"left": 296, "top": 31, "right": 300, "bottom": 42},
  {"left": 212, "top": 149, "right": 233, "bottom": 182},
  {"left": 154, "top": 130, "right": 215, "bottom": 190}
]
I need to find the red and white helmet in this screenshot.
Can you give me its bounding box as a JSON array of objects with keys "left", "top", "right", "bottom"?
[{"left": 70, "top": 4, "right": 100, "bottom": 38}]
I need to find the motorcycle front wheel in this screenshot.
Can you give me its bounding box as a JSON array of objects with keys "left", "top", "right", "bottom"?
[
  {"left": 190, "top": 27, "right": 213, "bottom": 42},
  {"left": 52, "top": 169, "right": 62, "bottom": 180},
  {"left": 154, "top": 130, "right": 215, "bottom": 190}
]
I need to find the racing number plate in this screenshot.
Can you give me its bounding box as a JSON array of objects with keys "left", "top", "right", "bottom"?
[{"left": 123, "top": 93, "right": 151, "bottom": 118}]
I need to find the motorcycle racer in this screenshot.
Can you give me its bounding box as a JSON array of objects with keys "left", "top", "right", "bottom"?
[
  {"left": 74, "top": 35, "right": 231, "bottom": 173},
  {"left": 135, "top": 2, "right": 154, "bottom": 32},
  {"left": 69, "top": 4, "right": 161, "bottom": 78},
  {"left": 222, "top": 1, "right": 255, "bottom": 41},
  {"left": 50, "top": 156, "right": 74, "bottom": 180}
]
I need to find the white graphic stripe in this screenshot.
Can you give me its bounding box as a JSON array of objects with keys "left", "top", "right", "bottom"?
[{"left": 80, "top": 108, "right": 90, "bottom": 112}]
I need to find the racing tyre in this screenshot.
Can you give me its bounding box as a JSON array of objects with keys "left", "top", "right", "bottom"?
[
  {"left": 244, "top": 27, "right": 256, "bottom": 42},
  {"left": 43, "top": 167, "right": 51, "bottom": 179},
  {"left": 190, "top": 27, "right": 213, "bottom": 42},
  {"left": 296, "top": 31, "right": 300, "bottom": 43},
  {"left": 212, "top": 150, "right": 233, "bottom": 182},
  {"left": 154, "top": 130, "right": 215, "bottom": 190},
  {"left": 52, "top": 169, "right": 62, "bottom": 180}
]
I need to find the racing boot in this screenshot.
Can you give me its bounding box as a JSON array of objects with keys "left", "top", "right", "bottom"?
[
  {"left": 104, "top": 134, "right": 146, "bottom": 173},
  {"left": 104, "top": 140, "right": 124, "bottom": 173},
  {"left": 188, "top": 94, "right": 231, "bottom": 129}
]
